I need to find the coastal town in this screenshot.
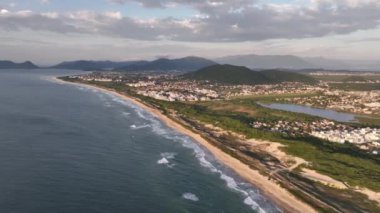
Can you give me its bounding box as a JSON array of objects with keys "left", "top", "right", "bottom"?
[
  {"left": 68, "top": 72, "right": 380, "bottom": 156},
  {"left": 72, "top": 72, "right": 327, "bottom": 101}
]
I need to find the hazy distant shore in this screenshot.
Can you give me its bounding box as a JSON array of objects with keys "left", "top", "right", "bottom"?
[{"left": 54, "top": 77, "right": 316, "bottom": 213}]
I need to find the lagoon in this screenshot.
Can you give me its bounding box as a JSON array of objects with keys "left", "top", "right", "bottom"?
[{"left": 260, "top": 102, "right": 357, "bottom": 122}]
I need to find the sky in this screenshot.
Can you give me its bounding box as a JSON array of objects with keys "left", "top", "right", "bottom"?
[{"left": 0, "top": 0, "right": 379, "bottom": 65}]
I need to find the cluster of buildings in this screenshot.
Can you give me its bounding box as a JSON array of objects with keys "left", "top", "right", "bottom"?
[
  {"left": 311, "top": 128, "right": 379, "bottom": 148},
  {"left": 279, "top": 90, "right": 380, "bottom": 115},
  {"left": 127, "top": 78, "right": 220, "bottom": 102},
  {"left": 137, "top": 89, "right": 218, "bottom": 102},
  {"left": 130, "top": 80, "right": 328, "bottom": 102},
  {"left": 223, "top": 83, "right": 326, "bottom": 98},
  {"left": 251, "top": 119, "right": 344, "bottom": 136},
  {"left": 71, "top": 72, "right": 124, "bottom": 82},
  {"left": 251, "top": 119, "right": 380, "bottom": 153},
  {"left": 70, "top": 73, "right": 327, "bottom": 102},
  {"left": 70, "top": 72, "right": 380, "bottom": 115},
  {"left": 70, "top": 73, "right": 222, "bottom": 102}
]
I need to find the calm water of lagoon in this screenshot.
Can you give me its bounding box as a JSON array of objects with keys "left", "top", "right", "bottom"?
[{"left": 260, "top": 102, "right": 357, "bottom": 122}]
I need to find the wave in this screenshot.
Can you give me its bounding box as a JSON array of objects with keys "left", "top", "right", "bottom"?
[
  {"left": 157, "top": 157, "right": 170, "bottom": 165},
  {"left": 157, "top": 152, "right": 177, "bottom": 168},
  {"left": 130, "top": 124, "right": 151, "bottom": 130},
  {"left": 76, "top": 85, "right": 279, "bottom": 212},
  {"left": 182, "top": 193, "right": 199, "bottom": 202}
]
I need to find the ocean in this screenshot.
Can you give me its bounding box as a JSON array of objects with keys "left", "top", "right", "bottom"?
[{"left": 0, "top": 69, "right": 280, "bottom": 213}]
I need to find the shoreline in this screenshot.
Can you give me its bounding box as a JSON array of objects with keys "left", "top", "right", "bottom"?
[{"left": 55, "top": 77, "right": 316, "bottom": 213}]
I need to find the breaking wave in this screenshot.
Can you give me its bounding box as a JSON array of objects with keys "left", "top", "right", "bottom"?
[
  {"left": 157, "top": 152, "right": 177, "bottom": 168},
  {"left": 130, "top": 124, "right": 151, "bottom": 130},
  {"left": 182, "top": 193, "right": 199, "bottom": 202},
  {"left": 157, "top": 157, "right": 170, "bottom": 165}
]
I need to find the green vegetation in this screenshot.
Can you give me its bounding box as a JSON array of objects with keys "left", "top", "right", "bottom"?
[
  {"left": 260, "top": 69, "right": 317, "bottom": 84},
  {"left": 183, "top": 64, "right": 317, "bottom": 85},
  {"left": 329, "top": 83, "right": 380, "bottom": 91},
  {"left": 60, "top": 76, "right": 380, "bottom": 193},
  {"left": 343, "top": 76, "right": 367, "bottom": 82}
]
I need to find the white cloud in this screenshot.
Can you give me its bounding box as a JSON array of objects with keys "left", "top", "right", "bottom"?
[
  {"left": 0, "top": 0, "right": 379, "bottom": 42},
  {"left": 0, "top": 9, "right": 9, "bottom": 14}
]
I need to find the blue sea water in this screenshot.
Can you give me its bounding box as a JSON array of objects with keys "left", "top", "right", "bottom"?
[{"left": 0, "top": 69, "right": 280, "bottom": 213}]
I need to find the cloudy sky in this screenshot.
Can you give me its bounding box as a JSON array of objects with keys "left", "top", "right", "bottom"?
[{"left": 0, "top": 0, "right": 379, "bottom": 65}]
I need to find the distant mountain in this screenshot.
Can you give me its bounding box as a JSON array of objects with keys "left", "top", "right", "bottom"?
[
  {"left": 0, "top": 60, "right": 38, "bottom": 69},
  {"left": 115, "top": 56, "right": 217, "bottom": 72},
  {"left": 52, "top": 60, "right": 148, "bottom": 71},
  {"left": 302, "top": 57, "right": 348, "bottom": 70},
  {"left": 215, "top": 54, "right": 318, "bottom": 70},
  {"left": 341, "top": 60, "right": 380, "bottom": 71},
  {"left": 183, "top": 64, "right": 317, "bottom": 85},
  {"left": 215, "top": 54, "right": 380, "bottom": 71}
]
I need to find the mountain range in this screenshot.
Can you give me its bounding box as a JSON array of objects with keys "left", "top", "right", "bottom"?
[
  {"left": 184, "top": 64, "right": 317, "bottom": 85},
  {"left": 114, "top": 56, "right": 217, "bottom": 72},
  {"left": 51, "top": 60, "right": 148, "bottom": 71},
  {"left": 52, "top": 55, "right": 357, "bottom": 71},
  {"left": 1, "top": 54, "right": 379, "bottom": 71},
  {"left": 215, "top": 54, "right": 380, "bottom": 71},
  {"left": 0, "top": 61, "right": 39, "bottom": 69},
  {"left": 215, "top": 54, "right": 317, "bottom": 70}
]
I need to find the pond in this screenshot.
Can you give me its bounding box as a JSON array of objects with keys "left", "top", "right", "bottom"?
[{"left": 259, "top": 102, "right": 358, "bottom": 123}]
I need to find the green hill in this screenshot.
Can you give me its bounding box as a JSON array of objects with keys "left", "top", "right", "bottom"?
[
  {"left": 184, "top": 64, "right": 317, "bottom": 85},
  {"left": 184, "top": 64, "right": 269, "bottom": 84},
  {"left": 259, "top": 70, "right": 317, "bottom": 84}
]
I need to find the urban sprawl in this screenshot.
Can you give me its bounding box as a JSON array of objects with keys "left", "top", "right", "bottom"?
[{"left": 70, "top": 72, "right": 380, "bottom": 154}]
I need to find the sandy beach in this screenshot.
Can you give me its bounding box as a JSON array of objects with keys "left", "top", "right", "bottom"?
[{"left": 55, "top": 77, "right": 316, "bottom": 213}]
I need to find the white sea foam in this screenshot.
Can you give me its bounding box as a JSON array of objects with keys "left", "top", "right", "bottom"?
[
  {"left": 182, "top": 193, "right": 199, "bottom": 202},
  {"left": 157, "top": 157, "right": 169, "bottom": 165},
  {"left": 130, "top": 124, "right": 150, "bottom": 130},
  {"left": 157, "top": 152, "right": 177, "bottom": 168}
]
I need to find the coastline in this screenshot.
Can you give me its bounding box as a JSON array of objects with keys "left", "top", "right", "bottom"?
[{"left": 55, "top": 77, "right": 316, "bottom": 213}]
